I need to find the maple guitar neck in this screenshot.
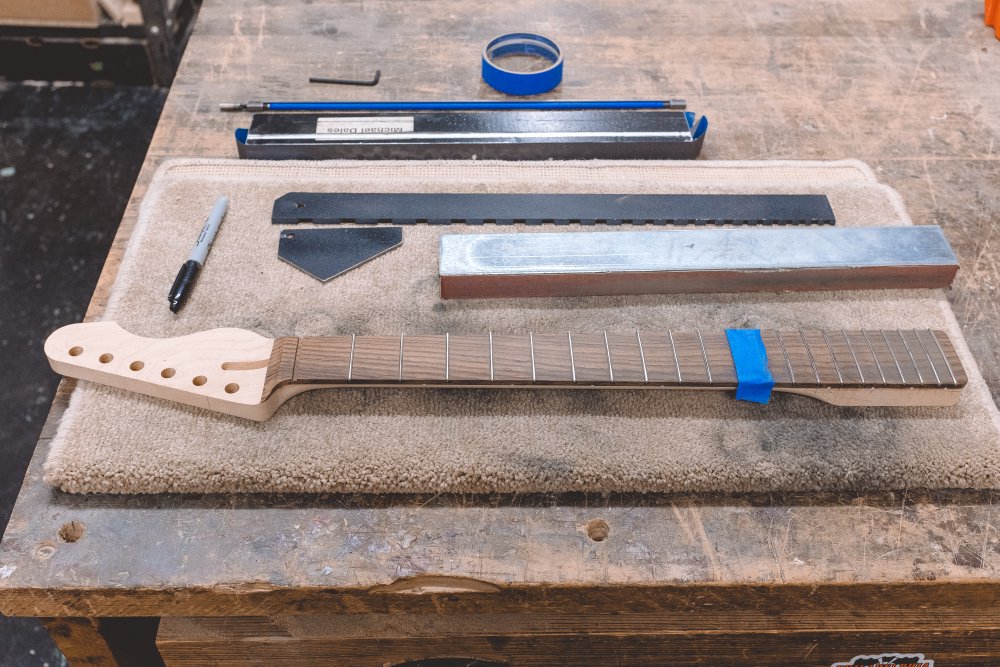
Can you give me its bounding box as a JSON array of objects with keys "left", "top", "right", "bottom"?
[{"left": 45, "top": 323, "right": 968, "bottom": 421}]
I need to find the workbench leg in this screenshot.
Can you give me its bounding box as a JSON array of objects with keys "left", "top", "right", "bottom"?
[
  {"left": 43, "top": 617, "right": 164, "bottom": 667},
  {"left": 137, "top": 0, "right": 180, "bottom": 86},
  {"left": 43, "top": 618, "right": 120, "bottom": 666}
]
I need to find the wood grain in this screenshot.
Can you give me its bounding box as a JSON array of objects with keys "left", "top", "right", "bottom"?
[
  {"left": 350, "top": 335, "right": 402, "bottom": 382},
  {"left": 530, "top": 333, "right": 574, "bottom": 383},
  {"left": 440, "top": 265, "right": 961, "bottom": 299},
  {"left": 295, "top": 336, "right": 352, "bottom": 382},
  {"left": 635, "top": 330, "right": 683, "bottom": 384},
  {"left": 564, "top": 332, "right": 612, "bottom": 384},
  {"left": 489, "top": 335, "right": 533, "bottom": 382},
  {"left": 156, "top": 609, "right": 1000, "bottom": 666},
  {"left": 401, "top": 335, "right": 447, "bottom": 381},
  {"left": 445, "top": 335, "right": 491, "bottom": 382},
  {"left": 155, "top": 632, "right": 997, "bottom": 667},
  {"left": 42, "top": 618, "right": 118, "bottom": 667},
  {"left": 261, "top": 336, "right": 297, "bottom": 398},
  {"left": 605, "top": 331, "right": 646, "bottom": 383}
]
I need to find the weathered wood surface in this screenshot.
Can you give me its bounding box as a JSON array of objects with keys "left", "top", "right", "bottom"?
[
  {"left": 155, "top": 610, "right": 1000, "bottom": 666},
  {"left": 1, "top": 0, "right": 1000, "bottom": 656}
]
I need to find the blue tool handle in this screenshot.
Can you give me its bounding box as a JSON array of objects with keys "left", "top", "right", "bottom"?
[{"left": 266, "top": 100, "right": 674, "bottom": 111}]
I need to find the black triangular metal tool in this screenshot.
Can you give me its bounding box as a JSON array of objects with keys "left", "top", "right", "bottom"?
[{"left": 278, "top": 227, "right": 403, "bottom": 282}]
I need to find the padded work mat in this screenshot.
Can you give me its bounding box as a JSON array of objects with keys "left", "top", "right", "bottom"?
[{"left": 44, "top": 159, "right": 1000, "bottom": 494}]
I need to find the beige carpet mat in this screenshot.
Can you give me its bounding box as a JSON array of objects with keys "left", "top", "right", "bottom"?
[{"left": 44, "top": 159, "right": 1000, "bottom": 494}]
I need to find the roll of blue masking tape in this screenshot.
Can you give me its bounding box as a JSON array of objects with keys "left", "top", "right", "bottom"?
[{"left": 482, "top": 33, "right": 563, "bottom": 96}]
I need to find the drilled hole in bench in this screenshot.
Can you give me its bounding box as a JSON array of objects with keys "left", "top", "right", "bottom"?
[
  {"left": 129, "top": 361, "right": 144, "bottom": 371},
  {"left": 99, "top": 353, "right": 113, "bottom": 364},
  {"left": 68, "top": 346, "right": 83, "bottom": 356},
  {"left": 225, "top": 383, "right": 240, "bottom": 394},
  {"left": 59, "top": 521, "right": 85, "bottom": 543},
  {"left": 193, "top": 376, "right": 207, "bottom": 386},
  {"left": 585, "top": 519, "right": 610, "bottom": 542},
  {"left": 161, "top": 368, "right": 175, "bottom": 378}
]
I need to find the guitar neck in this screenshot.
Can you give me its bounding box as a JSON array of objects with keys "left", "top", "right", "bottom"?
[
  {"left": 268, "top": 329, "right": 966, "bottom": 394},
  {"left": 44, "top": 323, "right": 968, "bottom": 421}
]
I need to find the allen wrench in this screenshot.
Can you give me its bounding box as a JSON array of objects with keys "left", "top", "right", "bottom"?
[{"left": 309, "top": 69, "right": 381, "bottom": 86}]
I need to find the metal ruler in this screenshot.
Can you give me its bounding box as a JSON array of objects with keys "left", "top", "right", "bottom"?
[{"left": 273, "top": 193, "right": 836, "bottom": 226}]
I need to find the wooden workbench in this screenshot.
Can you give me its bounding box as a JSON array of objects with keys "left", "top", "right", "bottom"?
[{"left": 3, "top": 1, "right": 1000, "bottom": 665}]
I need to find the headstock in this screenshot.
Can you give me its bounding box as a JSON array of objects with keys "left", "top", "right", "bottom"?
[{"left": 44, "top": 322, "right": 280, "bottom": 420}]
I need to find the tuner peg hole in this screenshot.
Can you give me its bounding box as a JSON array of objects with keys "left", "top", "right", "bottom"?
[
  {"left": 99, "top": 353, "right": 113, "bottom": 364},
  {"left": 129, "top": 361, "right": 144, "bottom": 371},
  {"left": 192, "top": 375, "right": 208, "bottom": 386},
  {"left": 161, "top": 368, "right": 175, "bottom": 379},
  {"left": 68, "top": 346, "right": 84, "bottom": 356},
  {"left": 225, "top": 383, "right": 240, "bottom": 394}
]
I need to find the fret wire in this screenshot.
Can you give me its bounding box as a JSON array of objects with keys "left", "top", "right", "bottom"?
[
  {"left": 488, "top": 331, "right": 494, "bottom": 382},
  {"left": 568, "top": 332, "right": 576, "bottom": 383},
  {"left": 880, "top": 330, "right": 906, "bottom": 384},
  {"left": 398, "top": 334, "right": 404, "bottom": 381},
  {"left": 897, "top": 329, "right": 923, "bottom": 384},
  {"left": 842, "top": 329, "right": 865, "bottom": 383},
  {"left": 799, "top": 330, "right": 821, "bottom": 384},
  {"left": 861, "top": 330, "right": 887, "bottom": 383},
  {"left": 347, "top": 334, "right": 356, "bottom": 381},
  {"left": 821, "top": 330, "right": 844, "bottom": 384},
  {"left": 604, "top": 330, "right": 614, "bottom": 382},
  {"left": 929, "top": 330, "right": 958, "bottom": 385},
  {"left": 697, "top": 329, "right": 712, "bottom": 383},
  {"left": 913, "top": 330, "right": 942, "bottom": 386},
  {"left": 445, "top": 333, "right": 450, "bottom": 382},
  {"left": 529, "top": 332, "right": 536, "bottom": 382},
  {"left": 668, "top": 330, "right": 682, "bottom": 382},
  {"left": 775, "top": 331, "right": 795, "bottom": 383},
  {"left": 635, "top": 329, "right": 649, "bottom": 383}
]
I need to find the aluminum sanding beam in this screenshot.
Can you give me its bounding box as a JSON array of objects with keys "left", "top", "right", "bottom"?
[{"left": 438, "top": 226, "right": 959, "bottom": 299}]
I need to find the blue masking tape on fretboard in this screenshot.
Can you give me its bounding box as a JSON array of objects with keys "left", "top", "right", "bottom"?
[{"left": 725, "top": 329, "right": 775, "bottom": 404}]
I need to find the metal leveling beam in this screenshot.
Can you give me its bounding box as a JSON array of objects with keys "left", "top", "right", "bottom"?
[{"left": 438, "top": 226, "right": 959, "bottom": 298}]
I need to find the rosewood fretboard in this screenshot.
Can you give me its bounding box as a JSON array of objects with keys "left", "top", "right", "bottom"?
[{"left": 264, "top": 329, "right": 967, "bottom": 399}]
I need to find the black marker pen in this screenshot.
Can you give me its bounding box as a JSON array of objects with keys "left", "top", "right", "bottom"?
[{"left": 168, "top": 196, "right": 229, "bottom": 313}]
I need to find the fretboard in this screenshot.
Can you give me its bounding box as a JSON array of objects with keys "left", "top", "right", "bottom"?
[{"left": 264, "top": 329, "right": 966, "bottom": 396}]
